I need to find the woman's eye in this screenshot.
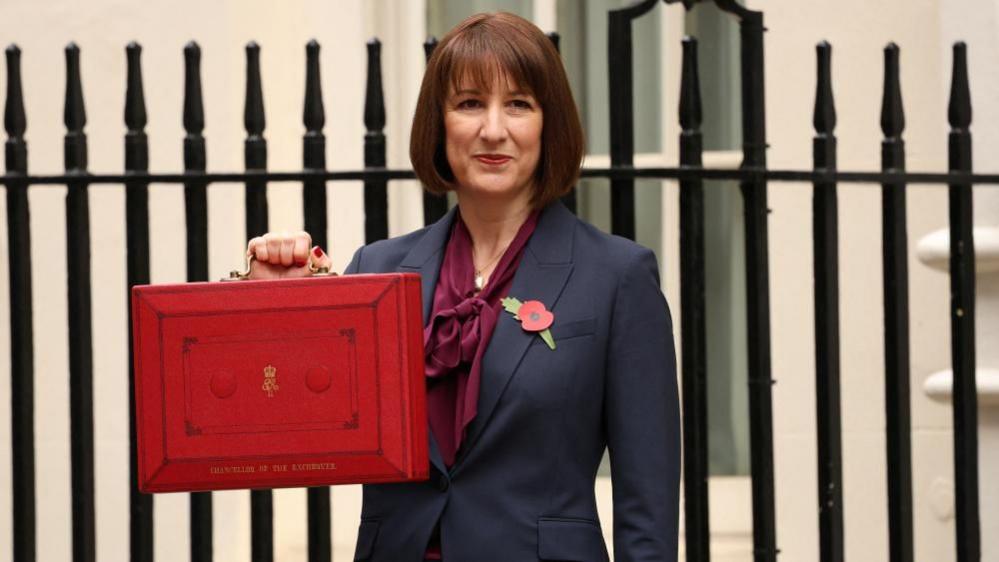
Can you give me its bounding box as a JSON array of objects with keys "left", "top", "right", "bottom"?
[
  {"left": 509, "top": 99, "right": 533, "bottom": 110},
  {"left": 456, "top": 99, "right": 482, "bottom": 109}
]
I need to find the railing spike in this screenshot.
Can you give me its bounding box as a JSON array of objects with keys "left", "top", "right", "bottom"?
[
  {"left": 183, "top": 41, "right": 204, "bottom": 136},
  {"left": 304, "top": 39, "right": 325, "bottom": 133},
  {"left": 423, "top": 36, "right": 437, "bottom": 63},
  {"left": 679, "top": 36, "right": 702, "bottom": 131},
  {"left": 4, "top": 37, "right": 34, "bottom": 562},
  {"left": 302, "top": 37, "right": 331, "bottom": 551},
  {"left": 181, "top": 41, "right": 211, "bottom": 562},
  {"left": 546, "top": 29, "right": 573, "bottom": 212},
  {"left": 881, "top": 43, "right": 905, "bottom": 138},
  {"left": 63, "top": 38, "right": 95, "bottom": 560},
  {"left": 677, "top": 27, "right": 709, "bottom": 562},
  {"left": 302, "top": 37, "right": 327, "bottom": 249},
  {"left": 420, "top": 35, "right": 448, "bottom": 225},
  {"left": 607, "top": 2, "right": 649, "bottom": 239},
  {"left": 364, "top": 38, "right": 385, "bottom": 134},
  {"left": 243, "top": 39, "right": 272, "bottom": 556},
  {"left": 546, "top": 31, "right": 560, "bottom": 52},
  {"left": 811, "top": 36, "right": 844, "bottom": 562},
  {"left": 948, "top": 42, "right": 971, "bottom": 131},
  {"left": 363, "top": 37, "right": 387, "bottom": 242},
  {"left": 244, "top": 41, "right": 265, "bottom": 136},
  {"left": 125, "top": 42, "right": 147, "bottom": 133},
  {"left": 64, "top": 42, "right": 86, "bottom": 134},
  {"left": 814, "top": 41, "right": 836, "bottom": 135},
  {"left": 5, "top": 44, "right": 26, "bottom": 139},
  {"left": 945, "top": 38, "right": 980, "bottom": 562},
  {"left": 880, "top": 39, "right": 914, "bottom": 562},
  {"left": 123, "top": 39, "right": 152, "bottom": 562}
]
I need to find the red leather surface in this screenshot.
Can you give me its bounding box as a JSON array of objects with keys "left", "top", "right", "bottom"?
[{"left": 131, "top": 273, "right": 427, "bottom": 493}]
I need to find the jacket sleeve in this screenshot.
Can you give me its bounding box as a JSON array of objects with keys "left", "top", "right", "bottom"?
[
  {"left": 344, "top": 246, "right": 364, "bottom": 275},
  {"left": 605, "top": 248, "right": 681, "bottom": 562}
]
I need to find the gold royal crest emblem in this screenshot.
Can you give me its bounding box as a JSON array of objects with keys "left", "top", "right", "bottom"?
[{"left": 262, "top": 364, "right": 279, "bottom": 398}]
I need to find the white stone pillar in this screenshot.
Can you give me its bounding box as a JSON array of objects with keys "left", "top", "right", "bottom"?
[{"left": 917, "top": 202, "right": 999, "bottom": 561}]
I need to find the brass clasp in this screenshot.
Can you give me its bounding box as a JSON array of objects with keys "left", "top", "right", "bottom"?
[{"left": 224, "top": 254, "right": 337, "bottom": 281}]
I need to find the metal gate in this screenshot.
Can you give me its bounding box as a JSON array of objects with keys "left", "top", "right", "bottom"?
[{"left": 2, "top": 0, "right": 983, "bottom": 560}]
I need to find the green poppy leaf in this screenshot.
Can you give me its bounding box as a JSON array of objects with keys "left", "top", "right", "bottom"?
[
  {"left": 501, "top": 296, "right": 523, "bottom": 317},
  {"left": 540, "top": 329, "right": 555, "bottom": 350}
]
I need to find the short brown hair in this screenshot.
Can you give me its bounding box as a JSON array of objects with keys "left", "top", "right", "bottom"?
[{"left": 410, "top": 12, "right": 585, "bottom": 208}]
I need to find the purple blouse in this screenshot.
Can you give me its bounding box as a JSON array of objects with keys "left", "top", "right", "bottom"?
[{"left": 423, "top": 208, "right": 540, "bottom": 468}]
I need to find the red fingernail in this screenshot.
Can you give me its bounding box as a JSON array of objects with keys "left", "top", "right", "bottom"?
[
  {"left": 313, "top": 246, "right": 324, "bottom": 257},
  {"left": 295, "top": 260, "right": 306, "bottom": 267}
]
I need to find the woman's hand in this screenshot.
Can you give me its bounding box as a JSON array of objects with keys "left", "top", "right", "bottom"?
[{"left": 245, "top": 231, "right": 333, "bottom": 279}]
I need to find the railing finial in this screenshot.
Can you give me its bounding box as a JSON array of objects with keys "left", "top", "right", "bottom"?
[
  {"left": 679, "top": 36, "right": 702, "bottom": 132},
  {"left": 546, "top": 31, "right": 560, "bottom": 52},
  {"left": 364, "top": 38, "right": 385, "bottom": 134},
  {"left": 244, "top": 41, "right": 265, "bottom": 137},
  {"left": 813, "top": 41, "right": 836, "bottom": 135},
  {"left": 5, "top": 44, "right": 26, "bottom": 140},
  {"left": 881, "top": 42, "right": 905, "bottom": 138},
  {"left": 125, "top": 42, "right": 147, "bottom": 133},
  {"left": 423, "top": 36, "right": 438, "bottom": 64},
  {"left": 948, "top": 42, "right": 971, "bottom": 131},
  {"left": 304, "top": 39, "right": 325, "bottom": 134},
  {"left": 183, "top": 41, "right": 204, "bottom": 136},
  {"left": 64, "top": 42, "right": 86, "bottom": 134}
]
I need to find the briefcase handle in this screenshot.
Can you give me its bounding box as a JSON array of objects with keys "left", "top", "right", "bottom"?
[{"left": 225, "top": 254, "right": 337, "bottom": 281}]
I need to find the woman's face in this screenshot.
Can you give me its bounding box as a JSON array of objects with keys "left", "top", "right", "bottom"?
[{"left": 443, "top": 72, "right": 543, "bottom": 203}]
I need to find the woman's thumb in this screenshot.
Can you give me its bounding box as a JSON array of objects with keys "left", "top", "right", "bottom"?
[{"left": 310, "top": 245, "right": 334, "bottom": 273}]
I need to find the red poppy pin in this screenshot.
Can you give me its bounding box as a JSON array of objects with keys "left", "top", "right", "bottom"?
[{"left": 501, "top": 297, "right": 556, "bottom": 350}]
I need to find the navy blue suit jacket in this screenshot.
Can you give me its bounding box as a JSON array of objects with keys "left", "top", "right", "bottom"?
[{"left": 345, "top": 201, "right": 680, "bottom": 562}]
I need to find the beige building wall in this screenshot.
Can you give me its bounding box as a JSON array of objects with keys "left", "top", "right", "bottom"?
[{"left": 1, "top": 0, "right": 993, "bottom": 561}]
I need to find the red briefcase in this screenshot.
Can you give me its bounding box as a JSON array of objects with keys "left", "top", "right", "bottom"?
[{"left": 130, "top": 270, "right": 427, "bottom": 493}]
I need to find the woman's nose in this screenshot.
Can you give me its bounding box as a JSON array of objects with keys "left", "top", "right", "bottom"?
[{"left": 479, "top": 105, "right": 508, "bottom": 142}]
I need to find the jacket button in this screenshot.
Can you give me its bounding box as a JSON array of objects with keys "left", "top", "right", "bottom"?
[{"left": 435, "top": 474, "right": 449, "bottom": 492}]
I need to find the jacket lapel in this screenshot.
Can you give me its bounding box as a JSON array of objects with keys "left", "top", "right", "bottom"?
[
  {"left": 453, "top": 202, "right": 576, "bottom": 470},
  {"left": 398, "top": 207, "right": 457, "bottom": 325},
  {"left": 397, "top": 207, "right": 457, "bottom": 476}
]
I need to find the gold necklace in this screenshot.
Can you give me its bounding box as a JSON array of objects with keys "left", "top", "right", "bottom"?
[{"left": 472, "top": 245, "right": 507, "bottom": 291}]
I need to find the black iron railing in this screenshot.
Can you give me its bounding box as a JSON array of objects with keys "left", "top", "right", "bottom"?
[
  {"left": 2, "top": 1, "right": 983, "bottom": 561},
  {"left": 812, "top": 40, "right": 844, "bottom": 562}
]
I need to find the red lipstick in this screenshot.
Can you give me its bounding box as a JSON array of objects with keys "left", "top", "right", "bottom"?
[{"left": 474, "top": 154, "right": 511, "bottom": 165}]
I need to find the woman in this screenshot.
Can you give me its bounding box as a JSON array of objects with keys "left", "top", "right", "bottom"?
[{"left": 247, "top": 12, "right": 679, "bottom": 562}]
